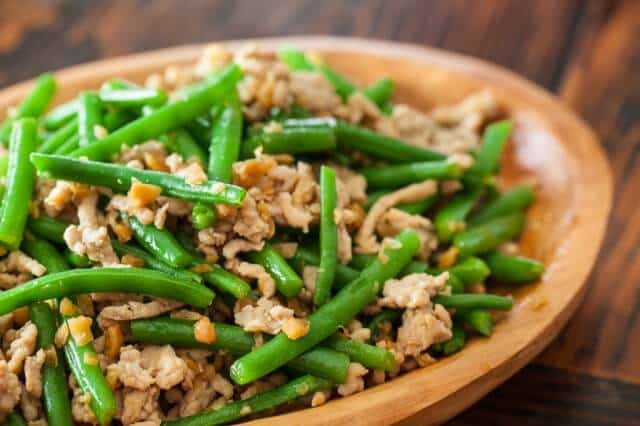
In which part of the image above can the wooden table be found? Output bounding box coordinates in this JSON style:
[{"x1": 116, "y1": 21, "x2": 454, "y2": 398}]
[{"x1": 1, "y1": 1, "x2": 637, "y2": 424}]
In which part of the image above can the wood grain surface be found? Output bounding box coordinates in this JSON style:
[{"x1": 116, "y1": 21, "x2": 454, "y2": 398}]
[{"x1": 0, "y1": 0, "x2": 636, "y2": 424}]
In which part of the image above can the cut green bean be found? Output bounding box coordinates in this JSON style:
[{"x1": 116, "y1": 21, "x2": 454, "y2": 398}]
[
  {"x1": 434, "y1": 188, "x2": 483, "y2": 243},
  {"x1": 483, "y1": 251, "x2": 544, "y2": 284},
  {"x1": 466, "y1": 120, "x2": 513, "y2": 179},
  {"x1": 31, "y1": 153, "x2": 246, "y2": 205},
  {"x1": 453, "y1": 212, "x2": 525, "y2": 258},
  {"x1": 130, "y1": 317, "x2": 349, "y2": 383},
  {"x1": 110, "y1": 239, "x2": 201, "y2": 284},
  {"x1": 64, "y1": 249, "x2": 92, "y2": 268},
  {"x1": 163, "y1": 374, "x2": 331, "y2": 426},
  {"x1": 3, "y1": 413, "x2": 28, "y2": 426},
  {"x1": 450, "y1": 257, "x2": 491, "y2": 285},
  {"x1": 201, "y1": 265, "x2": 251, "y2": 299},
  {"x1": 336, "y1": 122, "x2": 446, "y2": 163},
  {"x1": 0, "y1": 268, "x2": 215, "y2": 316},
  {"x1": 277, "y1": 47, "x2": 316, "y2": 71},
  {"x1": 291, "y1": 246, "x2": 360, "y2": 288},
  {"x1": 42, "y1": 100, "x2": 77, "y2": 130},
  {"x1": 21, "y1": 233, "x2": 70, "y2": 274},
  {"x1": 99, "y1": 87, "x2": 168, "y2": 107},
  {"x1": 164, "y1": 129, "x2": 208, "y2": 165},
  {"x1": 191, "y1": 202, "x2": 217, "y2": 230},
  {"x1": 433, "y1": 294, "x2": 513, "y2": 311},
  {"x1": 247, "y1": 243, "x2": 303, "y2": 298},
  {"x1": 127, "y1": 215, "x2": 195, "y2": 268},
  {"x1": 29, "y1": 302, "x2": 74, "y2": 426},
  {"x1": 363, "y1": 78, "x2": 394, "y2": 109},
  {"x1": 60, "y1": 303, "x2": 116, "y2": 426},
  {"x1": 460, "y1": 309, "x2": 493, "y2": 336},
  {"x1": 77, "y1": 92, "x2": 103, "y2": 147},
  {"x1": 324, "y1": 334, "x2": 396, "y2": 371},
  {"x1": 27, "y1": 215, "x2": 68, "y2": 244},
  {"x1": 1, "y1": 73, "x2": 56, "y2": 145},
  {"x1": 315, "y1": 166, "x2": 338, "y2": 306},
  {"x1": 360, "y1": 159, "x2": 462, "y2": 190},
  {"x1": 241, "y1": 126, "x2": 336, "y2": 158},
  {"x1": 70, "y1": 64, "x2": 242, "y2": 161},
  {"x1": 230, "y1": 229, "x2": 419, "y2": 384},
  {"x1": 37, "y1": 118, "x2": 78, "y2": 154},
  {"x1": 103, "y1": 109, "x2": 137, "y2": 132},
  {"x1": 53, "y1": 135, "x2": 79, "y2": 155},
  {"x1": 468, "y1": 185, "x2": 535, "y2": 226},
  {"x1": 0, "y1": 118, "x2": 37, "y2": 249},
  {"x1": 208, "y1": 94, "x2": 242, "y2": 182}
]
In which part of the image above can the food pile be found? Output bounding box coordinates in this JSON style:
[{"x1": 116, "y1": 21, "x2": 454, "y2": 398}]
[{"x1": 0, "y1": 45, "x2": 544, "y2": 425}]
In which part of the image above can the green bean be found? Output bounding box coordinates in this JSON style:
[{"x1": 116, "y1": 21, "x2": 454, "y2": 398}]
[
  {"x1": 268, "y1": 104, "x2": 311, "y2": 121},
  {"x1": 315, "y1": 166, "x2": 338, "y2": 306},
  {"x1": 324, "y1": 334, "x2": 396, "y2": 371},
  {"x1": 453, "y1": 212, "x2": 525, "y2": 258},
  {"x1": 103, "y1": 109, "x2": 137, "y2": 132},
  {"x1": 130, "y1": 317, "x2": 349, "y2": 383},
  {"x1": 21, "y1": 233, "x2": 70, "y2": 274},
  {"x1": 29, "y1": 302, "x2": 73, "y2": 426},
  {"x1": 163, "y1": 374, "x2": 331, "y2": 426},
  {"x1": 27, "y1": 215, "x2": 68, "y2": 244},
  {"x1": 433, "y1": 322, "x2": 466, "y2": 355},
  {"x1": 0, "y1": 118, "x2": 37, "y2": 249},
  {"x1": 0, "y1": 73, "x2": 56, "y2": 145},
  {"x1": 280, "y1": 117, "x2": 336, "y2": 129},
  {"x1": 450, "y1": 257, "x2": 491, "y2": 285},
  {"x1": 70, "y1": 64, "x2": 242, "y2": 161},
  {"x1": 335, "y1": 122, "x2": 446, "y2": 163},
  {"x1": 277, "y1": 47, "x2": 316, "y2": 71},
  {"x1": 99, "y1": 87, "x2": 168, "y2": 108},
  {"x1": 460, "y1": 309, "x2": 493, "y2": 336},
  {"x1": 365, "y1": 190, "x2": 439, "y2": 215},
  {"x1": 363, "y1": 78, "x2": 394, "y2": 109},
  {"x1": 60, "y1": 303, "x2": 116, "y2": 426},
  {"x1": 201, "y1": 265, "x2": 251, "y2": 299},
  {"x1": 483, "y1": 251, "x2": 544, "y2": 284},
  {"x1": 241, "y1": 126, "x2": 337, "y2": 158},
  {"x1": 360, "y1": 159, "x2": 462, "y2": 190},
  {"x1": 77, "y1": 92, "x2": 103, "y2": 147},
  {"x1": 37, "y1": 118, "x2": 78, "y2": 154},
  {"x1": 3, "y1": 413, "x2": 28, "y2": 426},
  {"x1": 64, "y1": 249, "x2": 92, "y2": 268},
  {"x1": 0, "y1": 155, "x2": 7, "y2": 177},
  {"x1": 291, "y1": 246, "x2": 360, "y2": 288},
  {"x1": 110, "y1": 239, "x2": 201, "y2": 284},
  {"x1": 247, "y1": 243, "x2": 303, "y2": 298},
  {"x1": 319, "y1": 65, "x2": 357, "y2": 100},
  {"x1": 31, "y1": 153, "x2": 246, "y2": 205},
  {"x1": 230, "y1": 229, "x2": 419, "y2": 384},
  {"x1": 191, "y1": 202, "x2": 217, "y2": 230},
  {"x1": 466, "y1": 120, "x2": 512, "y2": 179},
  {"x1": 433, "y1": 294, "x2": 513, "y2": 311},
  {"x1": 434, "y1": 188, "x2": 483, "y2": 243},
  {"x1": 468, "y1": 185, "x2": 535, "y2": 226},
  {"x1": 127, "y1": 215, "x2": 194, "y2": 268},
  {"x1": 184, "y1": 115, "x2": 213, "y2": 149},
  {"x1": 53, "y1": 135, "x2": 79, "y2": 155},
  {"x1": 42, "y1": 100, "x2": 77, "y2": 130},
  {"x1": 368, "y1": 309, "x2": 401, "y2": 342},
  {"x1": 208, "y1": 94, "x2": 242, "y2": 181},
  {"x1": 0, "y1": 268, "x2": 215, "y2": 316},
  {"x1": 164, "y1": 129, "x2": 208, "y2": 165}
]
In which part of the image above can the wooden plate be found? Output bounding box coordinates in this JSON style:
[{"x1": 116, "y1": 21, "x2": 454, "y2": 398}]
[{"x1": 0, "y1": 37, "x2": 612, "y2": 425}]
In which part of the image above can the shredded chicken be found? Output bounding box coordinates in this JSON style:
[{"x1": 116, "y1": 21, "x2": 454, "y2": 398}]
[
  {"x1": 0, "y1": 360, "x2": 21, "y2": 422},
  {"x1": 98, "y1": 299, "x2": 184, "y2": 329},
  {"x1": 289, "y1": 71, "x2": 341, "y2": 115},
  {"x1": 6, "y1": 322, "x2": 37, "y2": 374},
  {"x1": 120, "y1": 387, "x2": 161, "y2": 425},
  {"x1": 337, "y1": 363, "x2": 368, "y2": 396},
  {"x1": 226, "y1": 258, "x2": 276, "y2": 297},
  {"x1": 356, "y1": 180, "x2": 438, "y2": 254},
  {"x1": 0, "y1": 251, "x2": 46, "y2": 289},
  {"x1": 24, "y1": 349, "x2": 46, "y2": 398},
  {"x1": 376, "y1": 208, "x2": 438, "y2": 260},
  {"x1": 108, "y1": 345, "x2": 187, "y2": 391},
  {"x1": 396, "y1": 304, "x2": 453, "y2": 357},
  {"x1": 379, "y1": 273, "x2": 449, "y2": 309},
  {"x1": 234, "y1": 297, "x2": 295, "y2": 334}
]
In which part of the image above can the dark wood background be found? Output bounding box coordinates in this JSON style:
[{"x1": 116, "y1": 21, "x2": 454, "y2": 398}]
[{"x1": 1, "y1": 0, "x2": 638, "y2": 424}]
